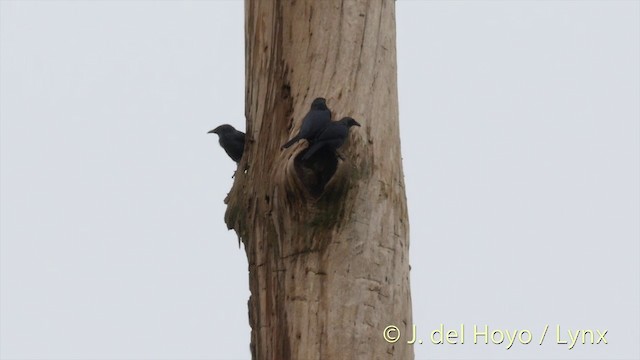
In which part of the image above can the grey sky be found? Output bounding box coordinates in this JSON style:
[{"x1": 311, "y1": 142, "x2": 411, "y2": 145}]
[{"x1": 1, "y1": 1, "x2": 638, "y2": 360}]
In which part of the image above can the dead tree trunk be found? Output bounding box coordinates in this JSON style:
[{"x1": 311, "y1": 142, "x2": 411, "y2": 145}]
[{"x1": 225, "y1": 1, "x2": 412, "y2": 359}]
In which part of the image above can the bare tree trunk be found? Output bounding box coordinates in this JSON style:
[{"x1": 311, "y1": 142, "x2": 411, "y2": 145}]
[{"x1": 225, "y1": 0, "x2": 412, "y2": 359}]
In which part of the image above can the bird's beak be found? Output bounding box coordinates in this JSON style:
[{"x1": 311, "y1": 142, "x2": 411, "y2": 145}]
[
  {"x1": 354, "y1": 121, "x2": 361, "y2": 127},
  {"x1": 207, "y1": 129, "x2": 217, "y2": 134}
]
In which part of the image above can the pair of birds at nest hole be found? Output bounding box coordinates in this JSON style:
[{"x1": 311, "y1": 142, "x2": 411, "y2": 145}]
[{"x1": 208, "y1": 97, "x2": 361, "y2": 163}]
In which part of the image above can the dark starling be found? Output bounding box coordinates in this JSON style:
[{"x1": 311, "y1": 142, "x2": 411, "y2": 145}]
[
  {"x1": 301, "y1": 117, "x2": 360, "y2": 160},
  {"x1": 282, "y1": 97, "x2": 332, "y2": 149},
  {"x1": 208, "y1": 124, "x2": 245, "y2": 163}
]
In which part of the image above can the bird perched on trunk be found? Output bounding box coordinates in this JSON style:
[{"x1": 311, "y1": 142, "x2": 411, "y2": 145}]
[
  {"x1": 282, "y1": 97, "x2": 332, "y2": 149},
  {"x1": 301, "y1": 117, "x2": 360, "y2": 160},
  {"x1": 208, "y1": 124, "x2": 245, "y2": 163}
]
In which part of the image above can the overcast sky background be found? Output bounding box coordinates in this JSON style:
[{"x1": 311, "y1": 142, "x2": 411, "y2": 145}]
[{"x1": 1, "y1": 1, "x2": 638, "y2": 360}]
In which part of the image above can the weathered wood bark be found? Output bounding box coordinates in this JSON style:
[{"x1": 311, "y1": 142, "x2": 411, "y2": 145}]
[{"x1": 225, "y1": 0, "x2": 412, "y2": 359}]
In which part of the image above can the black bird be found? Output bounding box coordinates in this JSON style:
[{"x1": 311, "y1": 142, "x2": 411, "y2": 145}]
[
  {"x1": 301, "y1": 117, "x2": 360, "y2": 160},
  {"x1": 282, "y1": 97, "x2": 332, "y2": 149},
  {"x1": 208, "y1": 124, "x2": 245, "y2": 163}
]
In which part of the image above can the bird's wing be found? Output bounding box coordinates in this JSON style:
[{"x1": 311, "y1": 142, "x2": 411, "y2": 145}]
[
  {"x1": 232, "y1": 131, "x2": 246, "y2": 143},
  {"x1": 317, "y1": 124, "x2": 348, "y2": 141},
  {"x1": 301, "y1": 109, "x2": 331, "y2": 138}
]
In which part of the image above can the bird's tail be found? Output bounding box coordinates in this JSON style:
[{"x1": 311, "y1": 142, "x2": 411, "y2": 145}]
[
  {"x1": 281, "y1": 135, "x2": 300, "y2": 149},
  {"x1": 301, "y1": 142, "x2": 323, "y2": 160}
]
